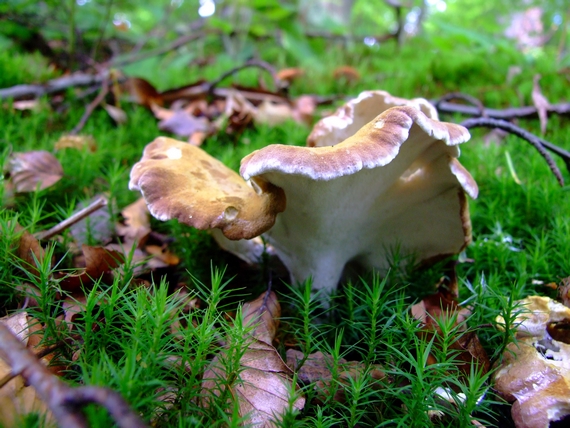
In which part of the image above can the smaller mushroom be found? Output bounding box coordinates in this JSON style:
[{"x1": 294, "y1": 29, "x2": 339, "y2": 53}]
[{"x1": 494, "y1": 296, "x2": 570, "y2": 428}]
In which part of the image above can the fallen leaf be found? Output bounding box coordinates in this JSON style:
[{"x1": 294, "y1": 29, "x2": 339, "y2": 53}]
[
  {"x1": 286, "y1": 349, "x2": 387, "y2": 403},
  {"x1": 0, "y1": 313, "x2": 54, "y2": 427},
  {"x1": 253, "y1": 100, "x2": 293, "y2": 126},
  {"x1": 8, "y1": 151, "x2": 63, "y2": 192},
  {"x1": 15, "y1": 226, "x2": 46, "y2": 279},
  {"x1": 116, "y1": 197, "x2": 151, "y2": 244},
  {"x1": 103, "y1": 103, "x2": 128, "y2": 125},
  {"x1": 276, "y1": 68, "x2": 304, "y2": 83},
  {"x1": 69, "y1": 196, "x2": 113, "y2": 247},
  {"x1": 12, "y1": 99, "x2": 40, "y2": 111},
  {"x1": 332, "y1": 65, "x2": 360, "y2": 82},
  {"x1": 532, "y1": 74, "x2": 550, "y2": 135},
  {"x1": 59, "y1": 245, "x2": 125, "y2": 291},
  {"x1": 558, "y1": 277, "x2": 570, "y2": 308},
  {"x1": 292, "y1": 95, "x2": 317, "y2": 126},
  {"x1": 158, "y1": 109, "x2": 211, "y2": 138},
  {"x1": 145, "y1": 245, "x2": 180, "y2": 266},
  {"x1": 202, "y1": 291, "x2": 305, "y2": 426},
  {"x1": 54, "y1": 135, "x2": 97, "y2": 152},
  {"x1": 123, "y1": 77, "x2": 163, "y2": 108}
]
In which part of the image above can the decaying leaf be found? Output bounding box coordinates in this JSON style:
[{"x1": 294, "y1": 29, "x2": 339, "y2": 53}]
[
  {"x1": 54, "y1": 135, "x2": 97, "y2": 152},
  {"x1": 0, "y1": 313, "x2": 54, "y2": 427},
  {"x1": 558, "y1": 277, "x2": 570, "y2": 308},
  {"x1": 410, "y1": 285, "x2": 490, "y2": 376},
  {"x1": 15, "y1": 225, "x2": 46, "y2": 279},
  {"x1": 59, "y1": 245, "x2": 125, "y2": 291},
  {"x1": 7, "y1": 151, "x2": 63, "y2": 192},
  {"x1": 158, "y1": 109, "x2": 211, "y2": 138},
  {"x1": 115, "y1": 197, "x2": 151, "y2": 244},
  {"x1": 202, "y1": 291, "x2": 305, "y2": 426},
  {"x1": 286, "y1": 349, "x2": 387, "y2": 403},
  {"x1": 103, "y1": 103, "x2": 128, "y2": 125},
  {"x1": 494, "y1": 296, "x2": 570, "y2": 428},
  {"x1": 69, "y1": 195, "x2": 113, "y2": 247},
  {"x1": 531, "y1": 74, "x2": 550, "y2": 135}
]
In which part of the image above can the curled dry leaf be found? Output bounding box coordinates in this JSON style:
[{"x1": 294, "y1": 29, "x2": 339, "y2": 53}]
[
  {"x1": 8, "y1": 151, "x2": 63, "y2": 192},
  {"x1": 54, "y1": 135, "x2": 97, "y2": 152},
  {"x1": 202, "y1": 291, "x2": 305, "y2": 426},
  {"x1": 115, "y1": 197, "x2": 151, "y2": 244},
  {"x1": 59, "y1": 245, "x2": 125, "y2": 291},
  {"x1": 286, "y1": 349, "x2": 387, "y2": 403},
  {"x1": 103, "y1": 103, "x2": 128, "y2": 125},
  {"x1": 494, "y1": 296, "x2": 570, "y2": 428},
  {"x1": 411, "y1": 293, "x2": 490, "y2": 376},
  {"x1": 15, "y1": 225, "x2": 46, "y2": 279}
]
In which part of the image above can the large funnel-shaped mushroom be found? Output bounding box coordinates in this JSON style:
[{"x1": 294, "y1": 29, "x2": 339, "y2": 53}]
[{"x1": 241, "y1": 105, "x2": 477, "y2": 293}]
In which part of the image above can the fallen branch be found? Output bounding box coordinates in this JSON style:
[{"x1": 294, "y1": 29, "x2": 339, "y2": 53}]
[
  {"x1": 461, "y1": 117, "x2": 567, "y2": 186},
  {"x1": 434, "y1": 99, "x2": 570, "y2": 120},
  {"x1": 35, "y1": 196, "x2": 108, "y2": 240},
  {"x1": 0, "y1": 323, "x2": 147, "y2": 428},
  {"x1": 69, "y1": 78, "x2": 110, "y2": 135},
  {"x1": 0, "y1": 73, "x2": 109, "y2": 101},
  {"x1": 434, "y1": 92, "x2": 486, "y2": 117}
]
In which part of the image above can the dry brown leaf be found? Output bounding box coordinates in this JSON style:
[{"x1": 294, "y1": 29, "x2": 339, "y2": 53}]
[
  {"x1": 59, "y1": 245, "x2": 125, "y2": 291},
  {"x1": 8, "y1": 151, "x2": 63, "y2": 192},
  {"x1": 332, "y1": 66, "x2": 360, "y2": 82},
  {"x1": 145, "y1": 245, "x2": 180, "y2": 266},
  {"x1": 69, "y1": 196, "x2": 113, "y2": 247},
  {"x1": 276, "y1": 68, "x2": 304, "y2": 83},
  {"x1": 15, "y1": 226, "x2": 46, "y2": 279},
  {"x1": 292, "y1": 95, "x2": 317, "y2": 126},
  {"x1": 123, "y1": 77, "x2": 163, "y2": 108},
  {"x1": 54, "y1": 135, "x2": 97, "y2": 152},
  {"x1": 103, "y1": 103, "x2": 128, "y2": 125},
  {"x1": 253, "y1": 100, "x2": 293, "y2": 126},
  {"x1": 0, "y1": 313, "x2": 54, "y2": 427},
  {"x1": 286, "y1": 349, "x2": 387, "y2": 403},
  {"x1": 532, "y1": 74, "x2": 550, "y2": 135},
  {"x1": 202, "y1": 291, "x2": 305, "y2": 426},
  {"x1": 158, "y1": 109, "x2": 211, "y2": 138},
  {"x1": 116, "y1": 197, "x2": 151, "y2": 244},
  {"x1": 410, "y1": 285, "x2": 490, "y2": 376},
  {"x1": 558, "y1": 277, "x2": 570, "y2": 307}
]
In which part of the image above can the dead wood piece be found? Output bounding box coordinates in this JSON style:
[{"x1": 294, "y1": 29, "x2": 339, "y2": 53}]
[
  {"x1": 434, "y1": 92, "x2": 486, "y2": 117},
  {"x1": 0, "y1": 323, "x2": 147, "y2": 428},
  {"x1": 461, "y1": 117, "x2": 568, "y2": 185},
  {"x1": 434, "y1": 100, "x2": 570, "y2": 120},
  {"x1": 0, "y1": 73, "x2": 109, "y2": 101}
]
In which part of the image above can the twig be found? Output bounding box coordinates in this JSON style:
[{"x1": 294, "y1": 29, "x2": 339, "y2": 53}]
[
  {"x1": 0, "y1": 323, "x2": 147, "y2": 428},
  {"x1": 434, "y1": 92, "x2": 486, "y2": 117},
  {"x1": 0, "y1": 72, "x2": 109, "y2": 100},
  {"x1": 435, "y1": 99, "x2": 570, "y2": 120},
  {"x1": 109, "y1": 25, "x2": 204, "y2": 68},
  {"x1": 35, "y1": 196, "x2": 108, "y2": 240},
  {"x1": 461, "y1": 117, "x2": 566, "y2": 186},
  {"x1": 207, "y1": 59, "x2": 284, "y2": 98},
  {"x1": 69, "y1": 78, "x2": 109, "y2": 135}
]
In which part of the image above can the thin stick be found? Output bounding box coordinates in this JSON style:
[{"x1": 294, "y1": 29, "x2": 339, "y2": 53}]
[
  {"x1": 461, "y1": 117, "x2": 566, "y2": 186},
  {"x1": 69, "y1": 78, "x2": 109, "y2": 135},
  {"x1": 35, "y1": 196, "x2": 108, "y2": 240},
  {"x1": 435, "y1": 99, "x2": 570, "y2": 120},
  {"x1": 207, "y1": 59, "x2": 284, "y2": 98},
  {"x1": 434, "y1": 92, "x2": 486, "y2": 117},
  {"x1": 0, "y1": 323, "x2": 147, "y2": 428}
]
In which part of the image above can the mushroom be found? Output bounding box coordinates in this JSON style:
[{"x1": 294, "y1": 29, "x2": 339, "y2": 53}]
[
  {"x1": 307, "y1": 90, "x2": 439, "y2": 148},
  {"x1": 130, "y1": 94, "x2": 477, "y2": 294},
  {"x1": 494, "y1": 296, "x2": 570, "y2": 428}
]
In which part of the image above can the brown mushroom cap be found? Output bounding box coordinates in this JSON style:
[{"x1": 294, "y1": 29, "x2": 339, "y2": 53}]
[
  {"x1": 129, "y1": 137, "x2": 285, "y2": 240},
  {"x1": 241, "y1": 106, "x2": 477, "y2": 292},
  {"x1": 307, "y1": 90, "x2": 439, "y2": 148}
]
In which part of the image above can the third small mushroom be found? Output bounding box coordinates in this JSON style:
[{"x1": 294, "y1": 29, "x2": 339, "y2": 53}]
[{"x1": 129, "y1": 90, "x2": 478, "y2": 294}]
